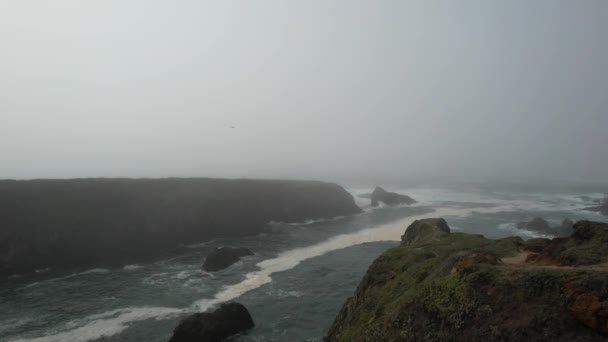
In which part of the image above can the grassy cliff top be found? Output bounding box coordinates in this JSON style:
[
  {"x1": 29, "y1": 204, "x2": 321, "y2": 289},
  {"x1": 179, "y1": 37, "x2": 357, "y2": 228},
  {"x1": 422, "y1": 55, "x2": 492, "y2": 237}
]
[{"x1": 327, "y1": 220, "x2": 608, "y2": 342}]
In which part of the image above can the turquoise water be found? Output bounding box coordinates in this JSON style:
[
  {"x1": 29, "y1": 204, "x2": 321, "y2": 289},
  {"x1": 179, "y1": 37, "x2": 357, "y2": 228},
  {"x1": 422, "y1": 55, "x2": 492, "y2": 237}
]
[{"x1": 1, "y1": 187, "x2": 606, "y2": 342}]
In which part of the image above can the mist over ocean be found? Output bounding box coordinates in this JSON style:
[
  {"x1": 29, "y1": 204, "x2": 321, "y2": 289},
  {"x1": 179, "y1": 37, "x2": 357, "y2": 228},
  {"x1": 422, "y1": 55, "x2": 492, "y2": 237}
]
[
  {"x1": 1, "y1": 1, "x2": 607, "y2": 341},
  {"x1": 2, "y1": 184, "x2": 605, "y2": 342}
]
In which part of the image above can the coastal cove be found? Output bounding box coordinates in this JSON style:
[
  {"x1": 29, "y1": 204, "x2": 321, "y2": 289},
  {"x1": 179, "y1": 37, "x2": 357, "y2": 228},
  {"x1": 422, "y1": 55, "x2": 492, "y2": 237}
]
[{"x1": 1, "y1": 185, "x2": 606, "y2": 342}]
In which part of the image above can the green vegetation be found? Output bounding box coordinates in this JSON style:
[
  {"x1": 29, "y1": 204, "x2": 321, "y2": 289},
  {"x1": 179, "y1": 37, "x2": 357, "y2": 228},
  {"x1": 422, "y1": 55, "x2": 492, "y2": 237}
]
[
  {"x1": 327, "y1": 225, "x2": 608, "y2": 342},
  {"x1": 523, "y1": 238, "x2": 550, "y2": 252}
]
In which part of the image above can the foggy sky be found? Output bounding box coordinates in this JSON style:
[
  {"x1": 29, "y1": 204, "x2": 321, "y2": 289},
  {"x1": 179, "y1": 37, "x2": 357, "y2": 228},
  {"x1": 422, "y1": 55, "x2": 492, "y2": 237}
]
[{"x1": 1, "y1": 1, "x2": 607, "y2": 184}]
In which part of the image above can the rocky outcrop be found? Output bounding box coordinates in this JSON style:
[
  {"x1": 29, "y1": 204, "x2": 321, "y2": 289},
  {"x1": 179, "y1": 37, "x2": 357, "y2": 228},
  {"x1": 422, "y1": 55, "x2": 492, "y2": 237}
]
[
  {"x1": 401, "y1": 218, "x2": 450, "y2": 246},
  {"x1": 169, "y1": 302, "x2": 254, "y2": 342},
  {"x1": 370, "y1": 187, "x2": 417, "y2": 207},
  {"x1": 563, "y1": 276, "x2": 608, "y2": 335},
  {"x1": 0, "y1": 178, "x2": 361, "y2": 275},
  {"x1": 202, "y1": 247, "x2": 253, "y2": 272},
  {"x1": 327, "y1": 219, "x2": 608, "y2": 342}
]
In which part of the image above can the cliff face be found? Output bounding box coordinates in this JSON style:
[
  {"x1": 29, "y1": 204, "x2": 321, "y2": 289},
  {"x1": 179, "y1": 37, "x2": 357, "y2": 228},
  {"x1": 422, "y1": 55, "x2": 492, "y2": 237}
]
[
  {"x1": 0, "y1": 178, "x2": 360, "y2": 275},
  {"x1": 327, "y1": 219, "x2": 608, "y2": 342}
]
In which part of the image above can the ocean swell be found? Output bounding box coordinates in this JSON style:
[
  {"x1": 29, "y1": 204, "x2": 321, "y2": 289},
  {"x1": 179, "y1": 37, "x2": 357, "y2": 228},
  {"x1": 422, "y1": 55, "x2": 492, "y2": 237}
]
[{"x1": 10, "y1": 205, "x2": 508, "y2": 342}]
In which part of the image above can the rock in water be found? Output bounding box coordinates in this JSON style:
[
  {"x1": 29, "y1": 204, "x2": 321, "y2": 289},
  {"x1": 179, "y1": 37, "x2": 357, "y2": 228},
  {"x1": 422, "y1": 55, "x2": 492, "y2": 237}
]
[
  {"x1": 203, "y1": 247, "x2": 254, "y2": 272},
  {"x1": 516, "y1": 217, "x2": 551, "y2": 232},
  {"x1": 401, "y1": 218, "x2": 450, "y2": 246},
  {"x1": 370, "y1": 187, "x2": 417, "y2": 207},
  {"x1": 169, "y1": 302, "x2": 254, "y2": 342}
]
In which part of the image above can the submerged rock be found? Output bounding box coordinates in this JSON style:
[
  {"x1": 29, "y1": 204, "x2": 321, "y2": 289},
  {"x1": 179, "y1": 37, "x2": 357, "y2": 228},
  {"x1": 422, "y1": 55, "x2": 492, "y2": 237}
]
[
  {"x1": 202, "y1": 247, "x2": 253, "y2": 272},
  {"x1": 169, "y1": 302, "x2": 254, "y2": 342},
  {"x1": 401, "y1": 218, "x2": 450, "y2": 246},
  {"x1": 370, "y1": 187, "x2": 417, "y2": 207}
]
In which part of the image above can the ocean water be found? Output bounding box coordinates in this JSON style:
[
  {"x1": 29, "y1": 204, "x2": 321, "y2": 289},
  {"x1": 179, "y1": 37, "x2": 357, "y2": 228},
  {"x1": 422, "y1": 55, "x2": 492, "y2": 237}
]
[{"x1": 1, "y1": 187, "x2": 606, "y2": 342}]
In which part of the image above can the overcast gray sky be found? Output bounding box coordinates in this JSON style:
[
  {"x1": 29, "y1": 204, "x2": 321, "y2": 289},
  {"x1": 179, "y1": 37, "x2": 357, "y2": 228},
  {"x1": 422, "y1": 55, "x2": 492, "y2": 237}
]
[{"x1": 1, "y1": 1, "x2": 607, "y2": 184}]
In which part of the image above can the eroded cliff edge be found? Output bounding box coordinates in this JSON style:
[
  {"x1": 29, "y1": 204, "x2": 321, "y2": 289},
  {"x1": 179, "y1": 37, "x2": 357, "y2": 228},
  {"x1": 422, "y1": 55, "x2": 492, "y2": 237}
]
[
  {"x1": 327, "y1": 219, "x2": 608, "y2": 341},
  {"x1": 0, "y1": 178, "x2": 361, "y2": 275}
]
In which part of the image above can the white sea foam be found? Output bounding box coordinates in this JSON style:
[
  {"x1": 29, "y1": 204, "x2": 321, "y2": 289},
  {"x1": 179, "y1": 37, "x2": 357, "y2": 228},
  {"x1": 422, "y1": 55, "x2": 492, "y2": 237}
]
[
  {"x1": 271, "y1": 214, "x2": 348, "y2": 227},
  {"x1": 272, "y1": 289, "x2": 305, "y2": 299},
  {"x1": 0, "y1": 317, "x2": 34, "y2": 335},
  {"x1": 19, "y1": 269, "x2": 111, "y2": 290},
  {"x1": 11, "y1": 204, "x2": 508, "y2": 342},
  {"x1": 78, "y1": 268, "x2": 110, "y2": 275},
  {"x1": 11, "y1": 307, "x2": 185, "y2": 342},
  {"x1": 122, "y1": 264, "x2": 144, "y2": 271},
  {"x1": 497, "y1": 223, "x2": 554, "y2": 239},
  {"x1": 354, "y1": 187, "x2": 604, "y2": 214},
  {"x1": 186, "y1": 240, "x2": 216, "y2": 249},
  {"x1": 191, "y1": 204, "x2": 508, "y2": 311}
]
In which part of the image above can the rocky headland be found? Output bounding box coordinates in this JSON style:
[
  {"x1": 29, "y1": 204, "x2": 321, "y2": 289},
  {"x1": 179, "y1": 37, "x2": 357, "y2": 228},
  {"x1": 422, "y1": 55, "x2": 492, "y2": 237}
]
[
  {"x1": 327, "y1": 218, "x2": 608, "y2": 341},
  {"x1": 0, "y1": 178, "x2": 361, "y2": 275}
]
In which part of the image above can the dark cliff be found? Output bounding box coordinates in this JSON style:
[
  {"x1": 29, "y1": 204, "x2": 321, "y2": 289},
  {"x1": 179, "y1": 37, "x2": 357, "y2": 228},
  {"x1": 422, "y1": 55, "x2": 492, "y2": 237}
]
[
  {"x1": 327, "y1": 219, "x2": 608, "y2": 342},
  {"x1": 0, "y1": 178, "x2": 360, "y2": 275}
]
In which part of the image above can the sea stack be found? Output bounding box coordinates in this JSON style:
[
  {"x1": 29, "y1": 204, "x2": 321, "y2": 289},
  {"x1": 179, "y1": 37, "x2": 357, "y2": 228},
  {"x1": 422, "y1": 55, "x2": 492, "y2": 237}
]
[{"x1": 370, "y1": 187, "x2": 417, "y2": 207}]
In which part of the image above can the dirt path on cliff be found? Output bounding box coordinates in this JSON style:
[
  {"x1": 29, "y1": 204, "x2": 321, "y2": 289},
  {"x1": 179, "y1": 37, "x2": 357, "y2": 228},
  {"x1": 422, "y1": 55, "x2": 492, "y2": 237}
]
[
  {"x1": 501, "y1": 251, "x2": 608, "y2": 272},
  {"x1": 501, "y1": 251, "x2": 534, "y2": 265}
]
